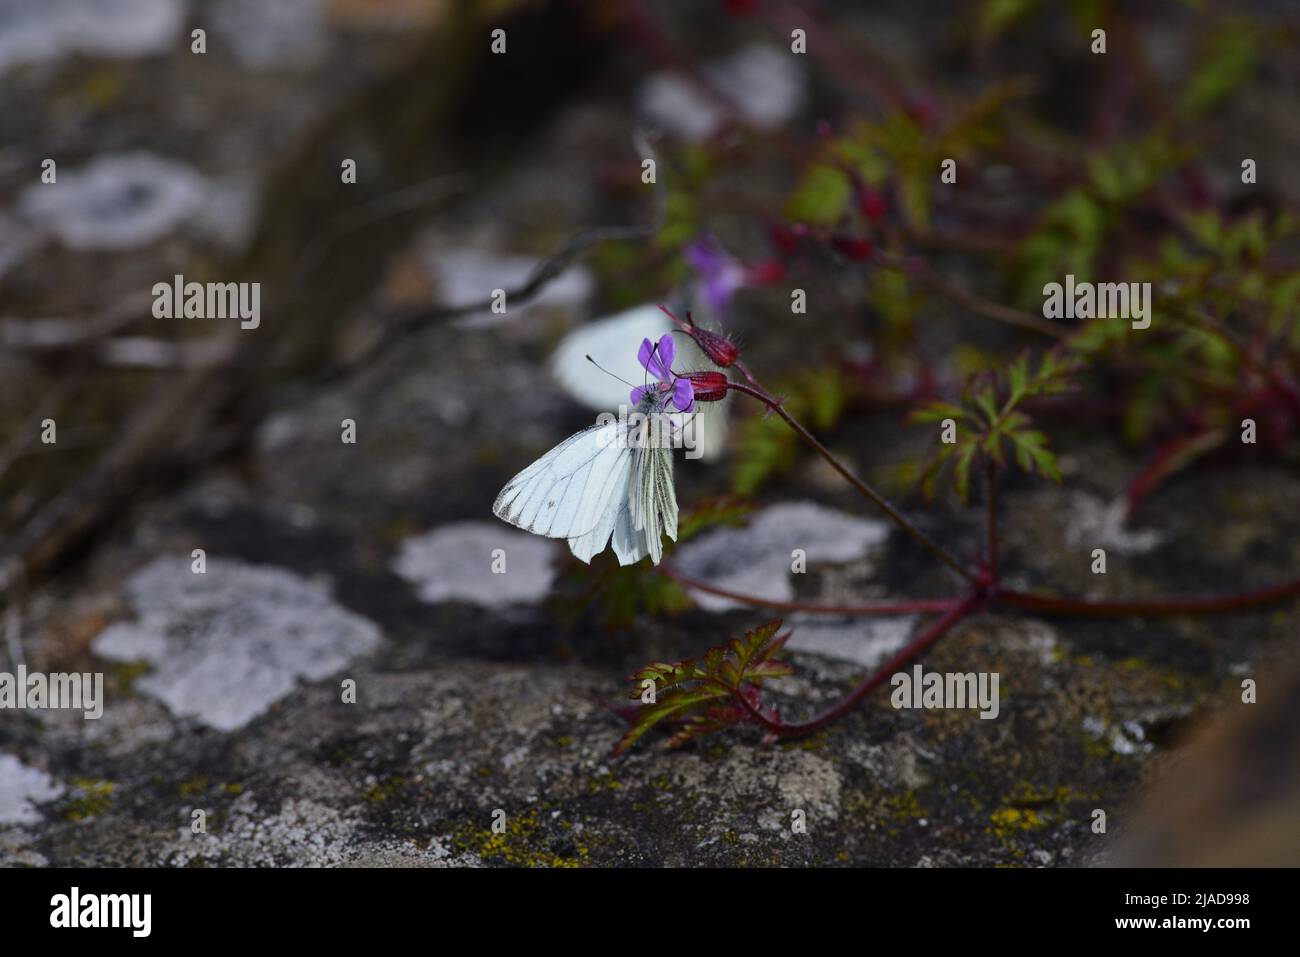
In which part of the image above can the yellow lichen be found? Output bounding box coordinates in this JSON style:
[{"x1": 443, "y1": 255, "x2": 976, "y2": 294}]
[
  {"x1": 454, "y1": 808, "x2": 589, "y2": 868},
  {"x1": 988, "y1": 806, "x2": 1043, "y2": 837},
  {"x1": 64, "y1": 779, "x2": 116, "y2": 821}
]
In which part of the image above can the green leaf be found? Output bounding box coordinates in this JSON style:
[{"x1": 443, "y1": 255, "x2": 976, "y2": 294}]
[
  {"x1": 911, "y1": 347, "x2": 1081, "y2": 502},
  {"x1": 976, "y1": 0, "x2": 1040, "y2": 42},
  {"x1": 787, "y1": 164, "x2": 851, "y2": 226},
  {"x1": 614, "y1": 686, "x2": 728, "y2": 756},
  {"x1": 1181, "y1": 25, "x2": 1257, "y2": 117},
  {"x1": 908, "y1": 400, "x2": 968, "y2": 425},
  {"x1": 615, "y1": 620, "x2": 794, "y2": 755}
]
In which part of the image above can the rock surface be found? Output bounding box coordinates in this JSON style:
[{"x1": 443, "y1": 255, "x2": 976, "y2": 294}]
[{"x1": 1, "y1": 1, "x2": 1297, "y2": 869}]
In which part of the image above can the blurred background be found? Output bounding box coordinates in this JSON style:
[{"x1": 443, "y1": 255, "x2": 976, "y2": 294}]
[{"x1": 0, "y1": 0, "x2": 1298, "y2": 867}]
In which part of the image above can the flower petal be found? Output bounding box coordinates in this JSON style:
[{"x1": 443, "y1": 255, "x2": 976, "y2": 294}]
[
  {"x1": 672, "y1": 376, "x2": 694, "y2": 413},
  {"x1": 656, "y1": 334, "x2": 675, "y2": 373},
  {"x1": 630, "y1": 386, "x2": 647, "y2": 406},
  {"x1": 637, "y1": 337, "x2": 657, "y2": 374}
]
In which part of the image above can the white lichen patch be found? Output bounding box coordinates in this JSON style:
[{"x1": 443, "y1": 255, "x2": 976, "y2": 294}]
[
  {"x1": 423, "y1": 247, "x2": 593, "y2": 329},
  {"x1": 161, "y1": 790, "x2": 477, "y2": 867},
  {"x1": 209, "y1": 0, "x2": 329, "y2": 69},
  {"x1": 784, "y1": 613, "x2": 916, "y2": 669},
  {"x1": 18, "y1": 153, "x2": 213, "y2": 252},
  {"x1": 1064, "y1": 491, "x2": 1166, "y2": 555},
  {"x1": 0, "y1": 0, "x2": 184, "y2": 75},
  {"x1": 637, "y1": 44, "x2": 805, "y2": 142},
  {"x1": 92, "y1": 557, "x2": 382, "y2": 732},
  {"x1": 0, "y1": 214, "x2": 40, "y2": 282},
  {"x1": 1082, "y1": 715, "x2": 1154, "y2": 756},
  {"x1": 673, "y1": 501, "x2": 890, "y2": 612},
  {"x1": 391, "y1": 522, "x2": 559, "y2": 606},
  {"x1": 0, "y1": 754, "x2": 64, "y2": 826}
]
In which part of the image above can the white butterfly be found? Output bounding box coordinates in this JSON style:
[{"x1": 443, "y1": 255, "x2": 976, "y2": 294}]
[{"x1": 495, "y1": 335, "x2": 690, "y2": 566}]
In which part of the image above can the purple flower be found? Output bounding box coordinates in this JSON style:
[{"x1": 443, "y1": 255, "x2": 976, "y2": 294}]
[
  {"x1": 685, "y1": 236, "x2": 747, "y2": 314},
  {"x1": 630, "y1": 334, "x2": 694, "y2": 413}
]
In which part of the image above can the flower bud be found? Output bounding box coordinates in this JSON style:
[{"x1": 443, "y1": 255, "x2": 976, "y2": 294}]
[
  {"x1": 768, "y1": 223, "x2": 800, "y2": 255},
  {"x1": 686, "y1": 371, "x2": 729, "y2": 402},
  {"x1": 855, "y1": 184, "x2": 887, "y2": 224},
  {"x1": 745, "y1": 259, "x2": 787, "y2": 285},
  {"x1": 690, "y1": 328, "x2": 739, "y2": 369},
  {"x1": 830, "y1": 234, "x2": 874, "y2": 261}
]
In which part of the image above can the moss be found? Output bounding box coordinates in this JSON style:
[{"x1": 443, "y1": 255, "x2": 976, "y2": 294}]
[
  {"x1": 222, "y1": 782, "x2": 244, "y2": 796},
  {"x1": 780, "y1": 730, "x2": 830, "y2": 753},
  {"x1": 179, "y1": 775, "x2": 208, "y2": 798},
  {"x1": 1082, "y1": 730, "x2": 1116, "y2": 762},
  {"x1": 988, "y1": 806, "x2": 1044, "y2": 837},
  {"x1": 586, "y1": 772, "x2": 622, "y2": 794},
  {"x1": 113, "y1": 660, "x2": 152, "y2": 696},
  {"x1": 63, "y1": 779, "x2": 116, "y2": 821},
  {"x1": 1008, "y1": 782, "x2": 1079, "y2": 806},
  {"x1": 886, "y1": 790, "x2": 926, "y2": 822},
  {"x1": 453, "y1": 807, "x2": 590, "y2": 867},
  {"x1": 364, "y1": 775, "x2": 406, "y2": 803}
]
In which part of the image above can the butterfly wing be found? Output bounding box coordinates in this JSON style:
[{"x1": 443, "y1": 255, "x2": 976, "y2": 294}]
[
  {"x1": 612, "y1": 446, "x2": 678, "y2": 566},
  {"x1": 494, "y1": 410, "x2": 681, "y2": 567},
  {"x1": 493, "y1": 420, "x2": 632, "y2": 545}
]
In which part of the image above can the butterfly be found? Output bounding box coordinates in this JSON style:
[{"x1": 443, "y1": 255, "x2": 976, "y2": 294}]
[{"x1": 494, "y1": 334, "x2": 692, "y2": 566}]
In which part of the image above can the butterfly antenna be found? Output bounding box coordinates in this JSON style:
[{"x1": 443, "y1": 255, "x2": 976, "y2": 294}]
[{"x1": 584, "y1": 355, "x2": 637, "y2": 389}]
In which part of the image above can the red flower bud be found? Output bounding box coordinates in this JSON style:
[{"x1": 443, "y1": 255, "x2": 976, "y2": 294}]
[
  {"x1": 830, "y1": 234, "x2": 874, "y2": 261},
  {"x1": 745, "y1": 259, "x2": 786, "y2": 285},
  {"x1": 686, "y1": 371, "x2": 729, "y2": 402},
  {"x1": 855, "y1": 184, "x2": 887, "y2": 224},
  {"x1": 690, "y1": 328, "x2": 739, "y2": 368},
  {"x1": 904, "y1": 95, "x2": 938, "y2": 129},
  {"x1": 768, "y1": 223, "x2": 800, "y2": 256}
]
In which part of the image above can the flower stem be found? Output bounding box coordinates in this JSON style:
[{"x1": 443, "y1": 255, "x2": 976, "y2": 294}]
[
  {"x1": 725, "y1": 380, "x2": 980, "y2": 585},
  {"x1": 995, "y1": 578, "x2": 1300, "y2": 617},
  {"x1": 660, "y1": 564, "x2": 958, "y2": 615},
  {"x1": 985, "y1": 460, "x2": 998, "y2": 583},
  {"x1": 738, "y1": 596, "x2": 980, "y2": 737}
]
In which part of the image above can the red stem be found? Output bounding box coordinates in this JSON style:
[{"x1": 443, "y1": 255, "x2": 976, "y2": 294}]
[
  {"x1": 985, "y1": 460, "x2": 998, "y2": 584},
  {"x1": 995, "y1": 579, "x2": 1300, "y2": 617},
  {"x1": 739, "y1": 596, "x2": 980, "y2": 737}
]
